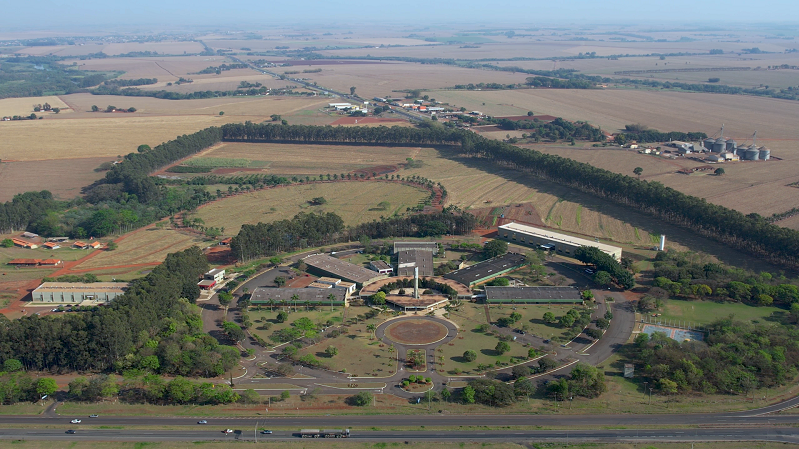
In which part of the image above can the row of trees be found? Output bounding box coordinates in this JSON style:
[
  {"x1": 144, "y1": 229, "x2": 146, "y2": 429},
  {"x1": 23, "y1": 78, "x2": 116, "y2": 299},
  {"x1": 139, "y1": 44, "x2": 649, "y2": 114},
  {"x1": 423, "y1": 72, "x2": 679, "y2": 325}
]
[
  {"x1": 91, "y1": 85, "x2": 269, "y2": 100},
  {"x1": 0, "y1": 247, "x2": 238, "y2": 376},
  {"x1": 68, "y1": 374, "x2": 244, "y2": 405},
  {"x1": 574, "y1": 246, "x2": 635, "y2": 290},
  {"x1": 491, "y1": 117, "x2": 605, "y2": 142}
]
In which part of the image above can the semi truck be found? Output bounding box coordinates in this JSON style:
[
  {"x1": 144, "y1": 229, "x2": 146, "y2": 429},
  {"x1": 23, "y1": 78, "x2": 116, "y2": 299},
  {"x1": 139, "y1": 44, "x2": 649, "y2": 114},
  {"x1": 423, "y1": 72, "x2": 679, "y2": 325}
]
[{"x1": 300, "y1": 429, "x2": 350, "y2": 438}]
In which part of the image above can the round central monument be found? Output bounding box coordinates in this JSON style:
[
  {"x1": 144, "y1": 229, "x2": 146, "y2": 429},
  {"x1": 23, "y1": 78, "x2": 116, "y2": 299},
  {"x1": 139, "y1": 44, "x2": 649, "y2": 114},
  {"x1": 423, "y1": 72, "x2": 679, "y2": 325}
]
[{"x1": 384, "y1": 318, "x2": 450, "y2": 345}]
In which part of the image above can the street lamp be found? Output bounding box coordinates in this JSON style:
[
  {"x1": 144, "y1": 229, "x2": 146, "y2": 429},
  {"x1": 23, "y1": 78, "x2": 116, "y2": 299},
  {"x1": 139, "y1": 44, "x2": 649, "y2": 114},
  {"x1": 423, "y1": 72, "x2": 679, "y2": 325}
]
[
  {"x1": 643, "y1": 381, "x2": 648, "y2": 399},
  {"x1": 569, "y1": 396, "x2": 573, "y2": 410},
  {"x1": 648, "y1": 387, "x2": 653, "y2": 405}
]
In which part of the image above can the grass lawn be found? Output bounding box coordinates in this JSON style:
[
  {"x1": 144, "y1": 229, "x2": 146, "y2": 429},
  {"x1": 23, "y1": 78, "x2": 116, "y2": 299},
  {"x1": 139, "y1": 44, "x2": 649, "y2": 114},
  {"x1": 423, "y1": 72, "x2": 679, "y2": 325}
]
[
  {"x1": 247, "y1": 307, "x2": 344, "y2": 346},
  {"x1": 298, "y1": 325, "x2": 395, "y2": 378},
  {"x1": 490, "y1": 303, "x2": 587, "y2": 341},
  {"x1": 657, "y1": 299, "x2": 785, "y2": 326}
]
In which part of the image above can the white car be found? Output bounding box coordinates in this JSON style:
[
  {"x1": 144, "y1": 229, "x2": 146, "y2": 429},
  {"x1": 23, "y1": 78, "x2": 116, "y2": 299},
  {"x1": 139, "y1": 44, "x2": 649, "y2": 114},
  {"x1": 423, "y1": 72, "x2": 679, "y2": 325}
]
[
  {"x1": 197, "y1": 420, "x2": 207, "y2": 424},
  {"x1": 70, "y1": 419, "x2": 81, "y2": 424},
  {"x1": 223, "y1": 429, "x2": 233, "y2": 434}
]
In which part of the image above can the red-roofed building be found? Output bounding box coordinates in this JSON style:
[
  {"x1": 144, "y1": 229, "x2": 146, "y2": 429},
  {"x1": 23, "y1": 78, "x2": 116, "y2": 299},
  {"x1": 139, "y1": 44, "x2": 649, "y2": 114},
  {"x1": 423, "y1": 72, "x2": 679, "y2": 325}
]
[
  {"x1": 7, "y1": 259, "x2": 41, "y2": 266},
  {"x1": 39, "y1": 259, "x2": 63, "y2": 266},
  {"x1": 11, "y1": 238, "x2": 38, "y2": 249},
  {"x1": 43, "y1": 242, "x2": 60, "y2": 249}
]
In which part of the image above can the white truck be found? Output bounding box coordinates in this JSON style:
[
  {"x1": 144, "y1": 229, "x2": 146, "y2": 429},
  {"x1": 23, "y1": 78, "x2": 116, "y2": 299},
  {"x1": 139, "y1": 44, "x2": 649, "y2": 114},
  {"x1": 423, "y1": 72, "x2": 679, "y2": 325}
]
[{"x1": 300, "y1": 429, "x2": 350, "y2": 438}]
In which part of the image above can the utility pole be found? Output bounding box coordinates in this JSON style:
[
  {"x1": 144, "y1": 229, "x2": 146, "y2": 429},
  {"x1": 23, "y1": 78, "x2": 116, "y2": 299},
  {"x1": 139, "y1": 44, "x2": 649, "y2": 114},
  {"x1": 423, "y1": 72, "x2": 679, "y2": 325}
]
[
  {"x1": 648, "y1": 387, "x2": 653, "y2": 405},
  {"x1": 643, "y1": 381, "x2": 648, "y2": 399},
  {"x1": 255, "y1": 420, "x2": 258, "y2": 443}
]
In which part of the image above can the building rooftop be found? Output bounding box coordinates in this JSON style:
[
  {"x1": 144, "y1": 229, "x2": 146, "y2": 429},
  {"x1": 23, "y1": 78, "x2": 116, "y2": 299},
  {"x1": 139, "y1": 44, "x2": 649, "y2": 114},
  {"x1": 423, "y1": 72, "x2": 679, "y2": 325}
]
[
  {"x1": 303, "y1": 254, "x2": 383, "y2": 285},
  {"x1": 499, "y1": 222, "x2": 622, "y2": 255},
  {"x1": 317, "y1": 277, "x2": 341, "y2": 285},
  {"x1": 34, "y1": 282, "x2": 129, "y2": 293},
  {"x1": 250, "y1": 287, "x2": 346, "y2": 303},
  {"x1": 206, "y1": 268, "x2": 225, "y2": 276},
  {"x1": 369, "y1": 260, "x2": 392, "y2": 271},
  {"x1": 8, "y1": 259, "x2": 41, "y2": 265},
  {"x1": 444, "y1": 253, "x2": 527, "y2": 286},
  {"x1": 386, "y1": 294, "x2": 449, "y2": 309},
  {"x1": 485, "y1": 286, "x2": 582, "y2": 302},
  {"x1": 307, "y1": 282, "x2": 333, "y2": 289},
  {"x1": 393, "y1": 241, "x2": 438, "y2": 254},
  {"x1": 397, "y1": 249, "x2": 434, "y2": 277}
]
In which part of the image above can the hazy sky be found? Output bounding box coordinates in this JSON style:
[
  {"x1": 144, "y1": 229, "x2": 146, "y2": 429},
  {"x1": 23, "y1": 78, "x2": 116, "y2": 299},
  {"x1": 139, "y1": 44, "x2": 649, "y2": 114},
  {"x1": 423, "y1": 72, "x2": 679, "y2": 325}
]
[{"x1": 3, "y1": 0, "x2": 799, "y2": 31}]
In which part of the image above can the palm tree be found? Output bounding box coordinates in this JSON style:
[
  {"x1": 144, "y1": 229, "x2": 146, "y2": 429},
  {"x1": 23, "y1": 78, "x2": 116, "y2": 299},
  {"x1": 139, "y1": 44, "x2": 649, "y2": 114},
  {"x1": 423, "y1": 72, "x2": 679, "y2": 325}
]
[
  {"x1": 366, "y1": 323, "x2": 377, "y2": 340},
  {"x1": 268, "y1": 298, "x2": 275, "y2": 312},
  {"x1": 328, "y1": 293, "x2": 336, "y2": 312},
  {"x1": 633, "y1": 167, "x2": 643, "y2": 179},
  {"x1": 291, "y1": 294, "x2": 300, "y2": 312}
]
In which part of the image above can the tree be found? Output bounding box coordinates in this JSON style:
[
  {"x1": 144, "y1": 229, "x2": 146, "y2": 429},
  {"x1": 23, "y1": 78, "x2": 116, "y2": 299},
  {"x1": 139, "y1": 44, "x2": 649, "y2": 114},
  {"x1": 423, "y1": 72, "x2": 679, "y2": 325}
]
[
  {"x1": 543, "y1": 312, "x2": 556, "y2": 323},
  {"x1": 441, "y1": 388, "x2": 452, "y2": 402},
  {"x1": 3, "y1": 359, "x2": 23, "y2": 372},
  {"x1": 280, "y1": 390, "x2": 291, "y2": 400},
  {"x1": 585, "y1": 328, "x2": 603, "y2": 340},
  {"x1": 538, "y1": 357, "x2": 558, "y2": 372},
  {"x1": 127, "y1": 107, "x2": 137, "y2": 113},
  {"x1": 594, "y1": 271, "x2": 613, "y2": 287},
  {"x1": 352, "y1": 391, "x2": 372, "y2": 406},
  {"x1": 715, "y1": 167, "x2": 725, "y2": 176},
  {"x1": 482, "y1": 239, "x2": 508, "y2": 259},
  {"x1": 371, "y1": 291, "x2": 387, "y2": 305},
  {"x1": 270, "y1": 114, "x2": 281, "y2": 122},
  {"x1": 240, "y1": 389, "x2": 260, "y2": 404},
  {"x1": 276, "y1": 311, "x2": 288, "y2": 323},
  {"x1": 462, "y1": 385, "x2": 475, "y2": 404},
  {"x1": 137, "y1": 144, "x2": 151, "y2": 153},
  {"x1": 325, "y1": 346, "x2": 338, "y2": 357},
  {"x1": 35, "y1": 378, "x2": 58, "y2": 398},
  {"x1": 91, "y1": 105, "x2": 99, "y2": 112},
  {"x1": 559, "y1": 314, "x2": 575, "y2": 328},
  {"x1": 495, "y1": 341, "x2": 511, "y2": 355},
  {"x1": 512, "y1": 364, "x2": 530, "y2": 379},
  {"x1": 1, "y1": 239, "x2": 14, "y2": 248},
  {"x1": 633, "y1": 167, "x2": 643, "y2": 179},
  {"x1": 274, "y1": 276, "x2": 287, "y2": 287},
  {"x1": 514, "y1": 377, "x2": 534, "y2": 398},
  {"x1": 463, "y1": 350, "x2": 477, "y2": 362},
  {"x1": 219, "y1": 111, "x2": 224, "y2": 116},
  {"x1": 595, "y1": 317, "x2": 609, "y2": 329},
  {"x1": 350, "y1": 86, "x2": 357, "y2": 96},
  {"x1": 218, "y1": 291, "x2": 233, "y2": 308}
]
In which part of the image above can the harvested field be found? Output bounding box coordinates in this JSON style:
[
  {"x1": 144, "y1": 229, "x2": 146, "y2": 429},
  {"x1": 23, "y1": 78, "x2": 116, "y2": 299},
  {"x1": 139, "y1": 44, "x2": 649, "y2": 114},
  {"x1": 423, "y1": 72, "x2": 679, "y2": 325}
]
[
  {"x1": 72, "y1": 226, "x2": 203, "y2": 270},
  {"x1": 530, "y1": 145, "x2": 799, "y2": 217},
  {"x1": 201, "y1": 142, "x2": 418, "y2": 175},
  {"x1": 1, "y1": 96, "x2": 327, "y2": 161},
  {"x1": 330, "y1": 116, "x2": 406, "y2": 125},
  {"x1": 194, "y1": 180, "x2": 429, "y2": 235},
  {"x1": 0, "y1": 157, "x2": 108, "y2": 201},
  {"x1": 69, "y1": 56, "x2": 233, "y2": 81},
  {"x1": 0, "y1": 96, "x2": 71, "y2": 116},
  {"x1": 284, "y1": 61, "x2": 529, "y2": 99},
  {"x1": 100, "y1": 41, "x2": 206, "y2": 56}
]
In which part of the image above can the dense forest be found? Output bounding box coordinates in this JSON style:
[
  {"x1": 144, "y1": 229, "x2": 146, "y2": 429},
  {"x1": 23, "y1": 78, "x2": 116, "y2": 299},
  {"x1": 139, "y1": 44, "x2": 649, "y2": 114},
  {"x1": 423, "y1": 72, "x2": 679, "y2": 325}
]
[
  {"x1": 0, "y1": 247, "x2": 239, "y2": 375},
  {"x1": 0, "y1": 56, "x2": 110, "y2": 99},
  {"x1": 628, "y1": 318, "x2": 799, "y2": 394},
  {"x1": 490, "y1": 116, "x2": 606, "y2": 141},
  {"x1": 91, "y1": 85, "x2": 270, "y2": 100}
]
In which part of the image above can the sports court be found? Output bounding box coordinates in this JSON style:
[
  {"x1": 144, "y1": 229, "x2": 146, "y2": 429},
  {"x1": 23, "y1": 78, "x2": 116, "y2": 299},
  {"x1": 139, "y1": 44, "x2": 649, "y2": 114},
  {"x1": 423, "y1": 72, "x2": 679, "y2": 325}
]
[{"x1": 642, "y1": 324, "x2": 704, "y2": 342}]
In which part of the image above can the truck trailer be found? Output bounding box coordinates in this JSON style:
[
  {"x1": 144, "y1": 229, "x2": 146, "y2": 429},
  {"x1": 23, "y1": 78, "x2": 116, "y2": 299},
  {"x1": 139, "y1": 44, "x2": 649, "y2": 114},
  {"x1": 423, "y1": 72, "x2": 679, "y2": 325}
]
[{"x1": 300, "y1": 429, "x2": 350, "y2": 438}]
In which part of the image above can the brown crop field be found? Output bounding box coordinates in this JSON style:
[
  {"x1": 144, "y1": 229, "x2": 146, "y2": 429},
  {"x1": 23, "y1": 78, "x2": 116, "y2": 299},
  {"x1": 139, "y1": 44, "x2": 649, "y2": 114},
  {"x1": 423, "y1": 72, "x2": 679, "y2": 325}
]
[
  {"x1": 201, "y1": 142, "x2": 418, "y2": 175},
  {"x1": 69, "y1": 56, "x2": 237, "y2": 81},
  {"x1": 73, "y1": 226, "x2": 204, "y2": 270},
  {"x1": 0, "y1": 96, "x2": 72, "y2": 116},
  {"x1": 194, "y1": 181, "x2": 428, "y2": 235},
  {"x1": 278, "y1": 61, "x2": 529, "y2": 99},
  {"x1": 0, "y1": 157, "x2": 108, "y2": 201},
  {"x1": 0, "y1": 95, "x2": 329, "y2": 161}
]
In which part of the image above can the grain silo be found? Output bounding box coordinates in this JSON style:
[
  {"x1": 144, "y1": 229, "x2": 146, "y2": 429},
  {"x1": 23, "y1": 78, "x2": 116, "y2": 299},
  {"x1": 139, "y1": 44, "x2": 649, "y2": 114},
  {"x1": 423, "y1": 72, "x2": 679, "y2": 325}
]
[
  {"x1": 758, "y1": 147, "x2": 770, "y2": 160},
  {"x1": 703, "y1": 138, "x2": 716, "y2": 151},
  {"x1": 713, "y1": 138, "x2": 727, "y2": 153},
  {"x1": 744, "y1": 147, "x2": 760, "y2": 160},
  {"x1": 726, "y1": 139, "x2": 737, "y2": 153}
]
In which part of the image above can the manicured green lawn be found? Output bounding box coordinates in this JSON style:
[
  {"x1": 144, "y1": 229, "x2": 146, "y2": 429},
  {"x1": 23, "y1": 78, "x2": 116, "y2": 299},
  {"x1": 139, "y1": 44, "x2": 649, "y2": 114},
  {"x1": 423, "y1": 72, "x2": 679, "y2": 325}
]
[
  {"x1": 657, "y1": 299, "x2": 785, "y2": 326},
  {"x1": 248, "y1": 307, "x2": 343, "y2": 344},
  {"x1": 490, "y1": 303, "x2": 587, "y2": 341}
]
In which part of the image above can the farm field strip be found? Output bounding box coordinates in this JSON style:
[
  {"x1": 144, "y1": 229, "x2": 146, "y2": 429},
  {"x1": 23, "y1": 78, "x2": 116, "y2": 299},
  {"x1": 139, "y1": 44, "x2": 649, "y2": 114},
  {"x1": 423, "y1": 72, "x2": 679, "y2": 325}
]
[{"x1": 75, "y1": 227, "x2": 203, "y2": 270}]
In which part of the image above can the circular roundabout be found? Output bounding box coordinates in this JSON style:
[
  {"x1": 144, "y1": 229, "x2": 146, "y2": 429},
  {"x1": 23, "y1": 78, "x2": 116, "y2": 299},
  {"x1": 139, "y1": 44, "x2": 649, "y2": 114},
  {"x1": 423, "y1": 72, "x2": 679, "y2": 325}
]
[{"x1": 382, "y1": 317, "x2": 454, "y2": 346}]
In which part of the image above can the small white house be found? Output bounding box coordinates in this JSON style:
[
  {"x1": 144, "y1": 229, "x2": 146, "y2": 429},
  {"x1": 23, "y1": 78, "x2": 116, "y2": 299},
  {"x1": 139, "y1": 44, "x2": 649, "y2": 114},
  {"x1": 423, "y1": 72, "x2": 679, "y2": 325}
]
[{"x1": 204, "y1": 268, "x2": 225, "y2": 283}]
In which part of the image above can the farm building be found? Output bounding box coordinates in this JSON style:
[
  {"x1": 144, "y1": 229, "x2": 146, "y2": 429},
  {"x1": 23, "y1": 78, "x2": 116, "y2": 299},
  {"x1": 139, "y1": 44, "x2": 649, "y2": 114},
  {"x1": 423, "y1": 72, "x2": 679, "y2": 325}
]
[
  {"x1": 43, "y1": 242, "x2": 60, "y2": 249},
  {"x1": 303, "y1": 254, "x2": 385, "y2": 287},
  {"x1": 31, "y1": 282, "x2": 129, "y2": 304},
  {"x1": 396, "y1": 249, "x2": 433, "y2": 277},
  {"x1": 73, "y1": 241, "x2": 101, "y2": 249},
  {"x1": 498, "y1": 223, "x2": 622, "y2": 262},
  {"x1": 369, "y1": 260, "x2": 394, "y2": 275},
  {"x1": 250, "y1": 287, "x2": 348, "y2": 306},
  {"x1": 7, "y1": 259, "x2": 42, "y2": 267},
  {"x1": 21, "y1": 232, "x2": 39, "y2": 239},
  {"x1": 485, "y1": 286, "x2": 583, "y2": 304},
  {"x1": 12, "y1": 238, "x2": 38, "y2": 249},
  {"x1": 47, "y1": 237, "x2": 69, "y2": 243},
  {"x1": 393, "y1": 241, "x2": 439, "y2": 255},
  {"x1": 219, "y1": 237, "x2": 232, "y2": 246},
  {"x1": 443, "y1": 253, "x2": 527, "y2": 287}
]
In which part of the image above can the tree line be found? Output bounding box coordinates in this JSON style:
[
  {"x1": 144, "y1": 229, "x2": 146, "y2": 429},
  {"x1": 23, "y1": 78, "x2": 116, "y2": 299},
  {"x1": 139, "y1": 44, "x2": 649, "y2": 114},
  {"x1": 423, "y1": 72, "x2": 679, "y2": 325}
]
[
  {"x1": 0, "y1": 247, "x2": 239, "y2": 376},
  {"x1": 103, "y1": 78, "x2": 158, "y2": 87},
  {"x1": 489, "y1": 117, "x2": 605, "y2": 141},
  {"x1": 91, "y1": 85, "x2": 269, "y2": 100}
]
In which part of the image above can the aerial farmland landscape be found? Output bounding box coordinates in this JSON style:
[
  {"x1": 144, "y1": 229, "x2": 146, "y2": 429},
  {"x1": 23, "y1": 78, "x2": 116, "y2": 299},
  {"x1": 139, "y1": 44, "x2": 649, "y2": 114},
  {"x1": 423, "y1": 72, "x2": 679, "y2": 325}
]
[{"x1": 2, "y1": 1, "x2": 799, "y2": 447}]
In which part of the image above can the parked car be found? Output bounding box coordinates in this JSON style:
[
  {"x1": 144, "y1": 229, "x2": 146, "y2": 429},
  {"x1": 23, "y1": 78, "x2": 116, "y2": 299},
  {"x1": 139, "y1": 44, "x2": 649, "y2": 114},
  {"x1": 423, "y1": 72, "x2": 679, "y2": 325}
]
[{"x1": 584, "y1": 268, "x2": 595, "y2": 274}]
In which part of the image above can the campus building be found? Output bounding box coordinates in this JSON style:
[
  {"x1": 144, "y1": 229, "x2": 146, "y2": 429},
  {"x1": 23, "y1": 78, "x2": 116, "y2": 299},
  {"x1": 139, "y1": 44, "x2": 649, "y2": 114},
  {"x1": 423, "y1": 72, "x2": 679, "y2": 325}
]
[
  {"x1": 443, "y1": 253, "x2": 527, "y2": 287},
  {"x1": 396, "y1": 249, "x2": 433, "y2": 277},
  {"x1": 498, "y1": 222, "x2": 622, "y2": 262},
  {"x1": 303, "y1": 254, "x2": 386, "y2": 287},
  {"x1": 393, "y1": 241, "x2": 439, "y2": 255},
  {"x1": 31, "y1": 282, "x2": 129, "y2": 304},
  {"x1": 484, "y1": 286, "x2": 583, "y2": 304}
]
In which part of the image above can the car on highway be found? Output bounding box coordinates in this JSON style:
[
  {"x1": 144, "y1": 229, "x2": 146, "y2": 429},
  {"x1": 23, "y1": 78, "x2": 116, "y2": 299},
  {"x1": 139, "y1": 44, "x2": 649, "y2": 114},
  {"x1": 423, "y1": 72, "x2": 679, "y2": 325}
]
[
  {"x1": 65, "y1": 430, "x2": 76, "y2": 434},
  {"x1": 261, "y1": 430, "x2": 273, "y2": 434},
  {"x1": 89, "y1": 414, "x2": 99, "y2": 418},
  {"x1": 197, "y1": 420, "x2": 207, "y2": 424},
  {"x1": 223, "y1": 429, "x2": 233, "y2": 434},
  {"x1": 70, "y1": 419, "x2": 81, "y2": 424}
]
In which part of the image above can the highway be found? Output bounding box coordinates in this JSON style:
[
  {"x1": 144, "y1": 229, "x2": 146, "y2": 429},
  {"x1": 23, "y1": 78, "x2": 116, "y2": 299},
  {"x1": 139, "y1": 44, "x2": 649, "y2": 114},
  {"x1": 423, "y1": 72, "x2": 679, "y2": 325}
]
[{"x1": 1, "y1": 427, "x2": 798, "y2": 443}]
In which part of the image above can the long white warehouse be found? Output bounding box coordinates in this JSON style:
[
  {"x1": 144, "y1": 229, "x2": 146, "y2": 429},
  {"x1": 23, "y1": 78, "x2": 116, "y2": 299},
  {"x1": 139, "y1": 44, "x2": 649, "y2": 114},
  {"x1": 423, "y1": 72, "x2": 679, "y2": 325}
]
[{"x1": 498, "y1": 222, "x2": 622, "y2": 262}]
